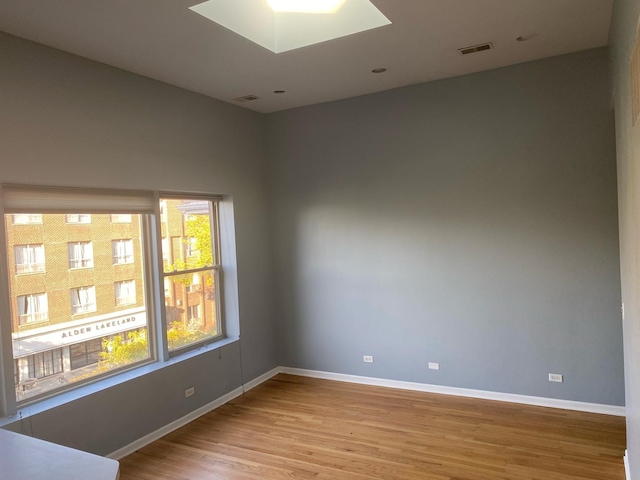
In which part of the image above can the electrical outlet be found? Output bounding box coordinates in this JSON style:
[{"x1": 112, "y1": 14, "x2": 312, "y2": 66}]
[
  {"x1": 548, "y1": 374, "x2": 563, "y2": 383},
  {"x1": 428, "y1": 362, "x2": 440, "y2": 370},
  {"x1": 363, "y1": 355, "x2": 374, "y2": 363},
  {"x1": 185, "y1": 387, "x2": 195, "y2": 397}
]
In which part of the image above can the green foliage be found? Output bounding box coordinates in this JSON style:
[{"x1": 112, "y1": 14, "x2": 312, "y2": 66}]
[
  {"x1": 101, "y1": 329, "x2": 149, "y2": 366},
  {"x1": 184, "y1": 214, "x2": 213, "y2": 268},
  {"x1": 167, "y1": 321, "x2": 216, "y2": 350},
  {"x1": 166, "y1": 213, "x2": 214, "y2": 286}
]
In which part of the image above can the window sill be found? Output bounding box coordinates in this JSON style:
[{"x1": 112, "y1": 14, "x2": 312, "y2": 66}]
[{"x1": 0, "y1": 335, "x2": 239, "y2": 428}]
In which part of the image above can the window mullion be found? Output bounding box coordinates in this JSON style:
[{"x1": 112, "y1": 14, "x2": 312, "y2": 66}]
[
  {"x1": 151, "y1": 193, "x2": 170, "y2": 362},
  {"x1": 0, "y1": 188, "x2": 17, "y2": 416}
]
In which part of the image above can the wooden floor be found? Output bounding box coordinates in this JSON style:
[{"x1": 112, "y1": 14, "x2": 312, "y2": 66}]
[{"x1": 118, "y1": 374, "x2": 626, "y2": 480}]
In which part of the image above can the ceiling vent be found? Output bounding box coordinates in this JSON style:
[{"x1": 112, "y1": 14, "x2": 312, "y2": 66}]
[
  {"x1": 458, "y1": 42, "x2": 493, "y2": 56},
  {"x1": 233, "y1": 95, "x2": 260, "y2": 103}
]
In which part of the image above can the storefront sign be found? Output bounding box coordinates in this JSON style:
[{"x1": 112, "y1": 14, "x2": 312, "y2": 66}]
[{"x1": 12, "y1": 309, "x2": 147, "y2": 357}]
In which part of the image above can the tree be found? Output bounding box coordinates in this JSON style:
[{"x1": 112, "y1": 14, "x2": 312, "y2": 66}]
[{"x1": 101, "y1": 329, "x2": 148, "y2": 366}]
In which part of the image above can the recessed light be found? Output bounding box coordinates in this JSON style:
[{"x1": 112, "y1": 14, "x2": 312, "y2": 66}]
[
  {"x1": 372, "y1": 68, "x2": 387, "y2": 74},
  {"x1": 516, "y1": 35, "x2": 534, "y2": 42},
  {"x1": 274, "y1": 90, "x2": 286, "y2": 94}
]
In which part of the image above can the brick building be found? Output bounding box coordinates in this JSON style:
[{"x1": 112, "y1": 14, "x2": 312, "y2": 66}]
[
  {"x1": 7, "y1": 213, "x2": 147, "y2": 391},
  {"x1": 6, "y1": 199, "x2": 216, "y2": 399}
]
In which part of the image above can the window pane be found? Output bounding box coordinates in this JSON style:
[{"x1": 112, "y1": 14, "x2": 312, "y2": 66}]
[
  {"x1": 12, "y1": 214, "x2": 42, "y2": 225},
  {"x1": 165, "y1": 269, "x2": 219, "y2": 351},
  {"x1": 68, "y1": 241, "x2": 94, "y2": 269},
  {"x1": 160, "y1": 199, "x2": 214, "y2": 273},
  {"x1": 160, "y1": 197, "x2": 220, "y2": 353},
  {"x1": 112, "y1": 239, "x2": 134, "y2": 264},
  {"x1": 6, "y1": 213, "x2": 151, "y2": 403},
  {"x1": 17, "y1": 293, "x2": 48, "y2": 325},
  {"x1": 115, "y1": 280, "x2": 136, "y2": 306},
  {"x1": 110, "y1": 214, "x2": 132, "y2": 223},
  {"x1": 14, "y1": 244, "x2": 45, "y2": 274},
  {"x1": 65, "y1": 214, "x2": 91, "y2": 224}
]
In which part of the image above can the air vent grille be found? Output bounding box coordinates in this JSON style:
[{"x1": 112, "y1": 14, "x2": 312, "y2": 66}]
[
  {"x1": 632, "y1": 34, "x2": 640, "y2": 126},
  {"x1": 458, "y1": 42, "x2": 493, "y2": 56},
  {"x1": 233, "y1": 95, "x2": 260, "y2": 103}
]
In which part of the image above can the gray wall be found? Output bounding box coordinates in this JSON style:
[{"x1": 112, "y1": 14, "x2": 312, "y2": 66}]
[
  {"x1": 268, "y1": 48, "x2": 625, "y2": 406},
  {"x1": 610, "y1": 0, "x2": 640, "y2": 476},
  {"x1": 0, "y1": 33, "x2": 278, "y2": 454}
]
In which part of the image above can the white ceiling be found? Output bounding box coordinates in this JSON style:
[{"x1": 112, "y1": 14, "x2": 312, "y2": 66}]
[{"x1": 0, "y1": 0, "x2": 613, "y2": 113}]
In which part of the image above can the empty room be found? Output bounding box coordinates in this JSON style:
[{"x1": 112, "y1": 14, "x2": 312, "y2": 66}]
[{"x1": 0, "y1": 0, "x2": 639, "y2": 479}]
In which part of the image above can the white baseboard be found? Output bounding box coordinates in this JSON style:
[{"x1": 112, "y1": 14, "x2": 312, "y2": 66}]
[
  {"x1": 107, "y1": 365, "x2": 626, "y2": 460},
  {"x1": 625, "y1": 449, "x2": 631, "y2": 480},
  {"x1": 107, "y1": 385, "x2": 244, "y2": 460},
  {"x1": 279, "y1": 367, "x2": 626, "y2": 417},
  {"x1": 107, "y1": 367, "x2": 282, "y2": 460},
  {"x1": 242, "y1": 367, "x2": 281, "y2": 392}
]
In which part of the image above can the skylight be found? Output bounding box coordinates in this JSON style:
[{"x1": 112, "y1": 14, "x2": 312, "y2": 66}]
[{"x1": 189, "y1": 0, "x2": 391, "y2": 54}]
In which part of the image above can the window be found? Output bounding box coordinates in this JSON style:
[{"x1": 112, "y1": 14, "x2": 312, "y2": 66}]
[
  {"x1": 115, "y1": 280, "x2": 136, "y2": 306},
  {"x1": 1, "y1": 185, "x2": 226, "y2": 408},
  {"x1": 161, "y1": 198, "x2": 221, "y2": 353},
  {"x1": 27, "y1": 349, "x2": 64, "y2": 380},
  {"x1": 12, "y1": 214, "x2": 42, "y2": 225},
  {"x1": 112, "y1": 239, "x2": 134, "y2": 264},
  {"x1": 68, "y1": 241, "x2": 94, "y2": 269},
  {"x1": 70, "y1": 339, "x2": 103, "y2": 370},
  {"x1": 14, "y1": 244, "x2": 45, "y2": 274},
  {"x1": 184, "y1": 236, "x2": 199, "y2": 259},
  {"x1": 65, "y1": 214, "x2": 91, "y2": 224},
  {"x1": 71, "y1": 286, "x2": 97, "y2": 314},
  {"x1": 111, "y1": 214, "x2": 132, "y2": 223},
  {"x1": 17, "y1": 293, "x2": 48, "y2": 324}
]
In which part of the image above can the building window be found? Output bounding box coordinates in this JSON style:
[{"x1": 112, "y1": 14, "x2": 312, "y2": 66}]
[
  {"x1": 2, "y1": 185, "x2": 227, "y2": 408},
  {"x1": 71, "y1": 286, "x2": 97, "y2": 315},
  {"x1": 112, "y1": 239, "x2": 134, "y2": 264},
  {"x1": 27, "y1": 349, "x2": 64, "y2": 380},
  {"x1": 184, "y1": 236, "x2": 199, "y2": 259},
  {"x1": 111, "y1": 214, "x2": 132, "y2": 223},
  {"x1": 14, "y1": 244, "x2": 45, "y2": 274},
  {"x1": 65, "y1": 214, "x2": 91, "y2": 224},
  {"x1": 68, "y1": 241, "x2": 94, "y2": 269},
  {"x1": 12, "y1": 214, "x2": 42, "y2": 225},
  {"x1": 115, "y1": 280, "x2": 136, "y2": 306},
  {"x1": 159, "y1": 200, "x2": 167, "y2": 223},
  {"x1": 161, "y1": 198, "x2": 221, "y2": 353},
  {"x1": 17, "y1": 293, "x2": 48, "y2": 325},
  {"x1": 70, "y1": 339, "x2": 103, "y2": 370}
]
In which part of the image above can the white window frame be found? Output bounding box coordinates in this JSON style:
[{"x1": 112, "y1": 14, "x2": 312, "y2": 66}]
[
  {"x1": 71, "y1": 285, "x2": 97, "y2": 315},
  {"x1": 17, "y1": 293, "x2": 48, "y2": 325},
  {"x1": 112, "y1": 239, "x2": 134, "y2": 265},
  {"x1": 160, "y1": 197, "x2": 223, "y2": 357},
  {"x1": 12, "y1": 214, "x2": 42, "y2": 225},
  {"x1": 68, "y1": 241, "x2": 94, "y2": 269},
  {"x1": 0, "y1": 185, "x2": 233, "y2": 416},
  {"x1": 115, "y1": 280, "x2": 136, "y2": 306},
  {"x1": 65, "y1": 213, "x2": 91, "y2": 224},
  {"x1": 110, "y1": 214, "x2": 132, "y2": 223},
  {"x1": 14, "y1": 244, "x2": 46, "y2": 274}
]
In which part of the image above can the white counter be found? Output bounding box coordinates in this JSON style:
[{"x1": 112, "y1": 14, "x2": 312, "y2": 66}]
[{"x1": 0, "y1": 428, "x2": 120, "y2": 480}]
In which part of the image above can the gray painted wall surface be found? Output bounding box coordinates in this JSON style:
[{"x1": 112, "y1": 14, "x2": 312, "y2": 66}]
[
  {"x1": 0, "y1": 33, "x2": 278, "y2": 454},
  {"x1": 268, "y1": 48, "x2": 624, "y2": 406},
  {"x1": 610, "y1": 0, "x2": 640, "y2": 476}
]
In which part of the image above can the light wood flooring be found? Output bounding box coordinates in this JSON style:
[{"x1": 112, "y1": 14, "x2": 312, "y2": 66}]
[{"x1": 118, "y1": 374, "x2": 626, "y2": 480}]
